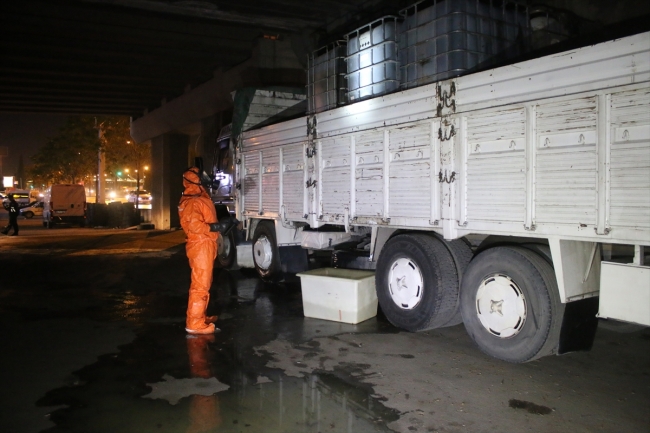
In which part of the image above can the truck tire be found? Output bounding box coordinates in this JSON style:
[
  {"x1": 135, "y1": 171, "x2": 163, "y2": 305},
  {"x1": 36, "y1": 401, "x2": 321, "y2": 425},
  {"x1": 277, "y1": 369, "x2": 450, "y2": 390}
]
[
  {"x1": 252, "y1": 220, "x2": 281, "y2": 282},
  {"x1": 431, "y1": 234, "x2": 473, "y2": 327},
  {"x1": 375, "y1": 233, "x2": 459, "y2": 332},
  {"x1": 217, "y1": 230, "x2": 236, "y2": 268},
  {"x1": 460, "y1": 246, "x2": 564, "y2": 363}
]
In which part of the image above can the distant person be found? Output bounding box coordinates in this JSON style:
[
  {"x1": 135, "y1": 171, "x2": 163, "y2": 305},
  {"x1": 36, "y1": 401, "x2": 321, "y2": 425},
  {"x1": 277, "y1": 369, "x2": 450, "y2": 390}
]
[
  {"x1": 178, "y1": 167, "x2": 237, "y2": 334},
  {"x1": 2, "y1": 194, "x2": 21, "y2": 236}
]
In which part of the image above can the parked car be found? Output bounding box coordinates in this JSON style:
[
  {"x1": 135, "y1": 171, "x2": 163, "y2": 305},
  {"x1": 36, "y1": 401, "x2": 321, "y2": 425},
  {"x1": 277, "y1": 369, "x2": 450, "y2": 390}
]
[
  {"x1": 20, "y1": 201, "x2": 44, "y2": 219},
  {"x1": 127, "y1": 190, "x2": 152, "y2": 209}
]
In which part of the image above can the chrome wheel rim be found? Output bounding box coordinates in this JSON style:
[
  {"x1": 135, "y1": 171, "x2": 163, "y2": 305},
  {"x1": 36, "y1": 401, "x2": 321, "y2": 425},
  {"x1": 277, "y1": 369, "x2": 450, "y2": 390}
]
[
  {"x1": 475, "y1": 274, "x2": 527, "y2": 338},
  {"x1": 253, "y1": 235, "x2": 273, "y2": 270},
  {"x1": 388, "y1": 257, "x2": 424, "y2": 310}
]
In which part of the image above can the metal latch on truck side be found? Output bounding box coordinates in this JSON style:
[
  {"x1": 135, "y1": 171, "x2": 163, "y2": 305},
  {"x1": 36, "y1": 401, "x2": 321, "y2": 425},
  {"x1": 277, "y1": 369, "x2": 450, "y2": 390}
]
[
  {"x1": 438, "y1": 125, "x2": 456, "y2": 141},
  {"x1": 436, "y1": 82, "x2": 456, "y2": 116},
  {"x1": 438, "y1": 170, "x2": 456, "y2": 183},
  {"x1": 307, "y1": 116, "x2": 317, "y2": 139}
]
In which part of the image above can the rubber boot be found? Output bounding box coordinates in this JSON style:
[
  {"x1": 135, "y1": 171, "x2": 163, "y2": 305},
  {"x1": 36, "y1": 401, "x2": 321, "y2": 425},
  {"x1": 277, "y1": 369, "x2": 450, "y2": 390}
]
[{"x1": 186, "y1": 291, "x2": 216, "y2": 334}]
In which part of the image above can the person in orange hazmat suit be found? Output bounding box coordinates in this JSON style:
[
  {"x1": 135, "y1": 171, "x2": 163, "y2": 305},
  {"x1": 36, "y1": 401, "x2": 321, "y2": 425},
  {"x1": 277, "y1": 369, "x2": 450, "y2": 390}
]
[{"x1": 179, "y1": 167, "x2": 237, "y2": 334}]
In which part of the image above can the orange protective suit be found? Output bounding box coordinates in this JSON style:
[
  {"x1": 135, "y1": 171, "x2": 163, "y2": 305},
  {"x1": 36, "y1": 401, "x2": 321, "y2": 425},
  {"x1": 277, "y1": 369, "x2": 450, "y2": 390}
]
[{"x1": 179, "y1": 167, "x2": 219, "y2": 334}]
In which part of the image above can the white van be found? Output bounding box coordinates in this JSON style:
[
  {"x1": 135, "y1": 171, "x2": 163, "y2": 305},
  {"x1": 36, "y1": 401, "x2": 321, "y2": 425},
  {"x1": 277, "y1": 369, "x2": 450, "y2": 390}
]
[
  {"x1": 2, "y1": 189, "x2": 31, "y2": 206},
  {"x1": 43, "y1": 184, "x2": 86, "y2": 228}
]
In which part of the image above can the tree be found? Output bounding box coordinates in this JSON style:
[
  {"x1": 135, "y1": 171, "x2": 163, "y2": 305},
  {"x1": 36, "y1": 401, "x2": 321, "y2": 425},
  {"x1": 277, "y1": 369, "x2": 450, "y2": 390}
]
[
  {"x1": 29, "y1": 116, "x2": 100, "y2": 185},
  {"x1": 27, "y1": 115, "x2": 151, "y2": 189},
  {"x1": 98, "y1": 116, "x2": 150, "y2": 181}
]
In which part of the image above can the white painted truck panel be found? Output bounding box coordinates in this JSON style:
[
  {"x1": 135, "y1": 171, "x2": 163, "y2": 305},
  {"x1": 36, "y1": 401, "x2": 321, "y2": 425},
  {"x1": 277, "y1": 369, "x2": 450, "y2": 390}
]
[
  {"x1": 388, "y1": 123, "x2": 432, "y2": 219},
  {"x1": 463, "y1": 107, "x2": 526, "y2": 223},
  {"x1": 242, "y1": 151, "x2": 259, "y2": 215},
  {"x1": 319, "y1": 135, "x2": 352, "y2": 219},
  {"x1": 609, "y1": 88, "x2": 650, "y2": 229},
  {"x1": 261, "y1": 148, "x2": 280, "y2": 216},
  {"x1": 354, "y1": 130, "x2": 386, "y2": 218},
  {"x1": 281, "y1": 144, "x2": 307, "y2": 220},
  {"x1": 535, "y1": 96, "x2": 598, "y2": 226}
]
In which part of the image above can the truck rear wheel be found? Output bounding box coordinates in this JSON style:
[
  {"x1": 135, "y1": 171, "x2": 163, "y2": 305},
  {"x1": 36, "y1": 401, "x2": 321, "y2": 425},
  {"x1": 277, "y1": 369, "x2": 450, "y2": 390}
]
[
  {"x1": 460, "y1": 246, "x2": 564, "y2": 363},
  {"x1": 217, "y1": 230, "x2": 236, "y2": 268},
  {"x1": 252, "y1": 221, "x2": 281, "y2": 281},
  {"x1": 375, "y1": 233, "x2": 459, "y2": 332}
]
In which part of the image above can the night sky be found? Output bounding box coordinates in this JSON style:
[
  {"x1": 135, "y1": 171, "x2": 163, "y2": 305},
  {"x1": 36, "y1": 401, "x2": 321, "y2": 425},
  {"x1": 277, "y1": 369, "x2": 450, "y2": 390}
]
[{"x1": 0, "y1": 113, "x2": 68, "y2": 179}]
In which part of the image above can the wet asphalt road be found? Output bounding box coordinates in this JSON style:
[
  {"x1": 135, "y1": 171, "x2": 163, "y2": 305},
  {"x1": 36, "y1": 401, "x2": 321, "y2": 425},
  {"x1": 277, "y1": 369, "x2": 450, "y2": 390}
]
[{"x1": 0, "y1": 218, "x2": 648, "y2": 433}]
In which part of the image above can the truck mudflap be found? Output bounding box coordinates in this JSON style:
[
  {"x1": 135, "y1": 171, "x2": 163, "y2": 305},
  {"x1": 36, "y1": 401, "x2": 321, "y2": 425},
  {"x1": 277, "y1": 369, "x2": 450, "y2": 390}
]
[{"x1": 558, "y1": 297, "x2": 600, "y2": 354}]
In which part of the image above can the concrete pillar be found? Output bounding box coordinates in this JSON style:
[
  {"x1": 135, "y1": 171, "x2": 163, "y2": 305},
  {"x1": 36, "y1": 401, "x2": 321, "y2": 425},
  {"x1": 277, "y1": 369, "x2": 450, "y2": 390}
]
[
  {"x1": 188, "y1": 132, "x2": 201, "y2": 165},
  {"x1": 150, "y1": 133, "x2": 189, "y2": 230},
  {"x1": 201, "y1": 114, "x2": 218, "y2": 170}
]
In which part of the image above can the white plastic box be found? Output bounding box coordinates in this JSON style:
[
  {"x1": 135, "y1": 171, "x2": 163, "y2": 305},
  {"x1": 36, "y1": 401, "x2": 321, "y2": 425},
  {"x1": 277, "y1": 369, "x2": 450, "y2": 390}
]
[{"x1": 297, "y1": 268, "x2": 378, "y2": 324}]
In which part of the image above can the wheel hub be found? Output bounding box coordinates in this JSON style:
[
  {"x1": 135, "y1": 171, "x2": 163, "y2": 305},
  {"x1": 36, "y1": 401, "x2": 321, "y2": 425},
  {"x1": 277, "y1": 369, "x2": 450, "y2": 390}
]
[
  {"x1": 475, "y1": 274, "x2": 527, "y2": 338},
  {"x1": 388, "y1": 258, "x2": 424, "y2": 310},
  {"x1": 253, "y1": 235, "x2": 273, "y2": 270}
]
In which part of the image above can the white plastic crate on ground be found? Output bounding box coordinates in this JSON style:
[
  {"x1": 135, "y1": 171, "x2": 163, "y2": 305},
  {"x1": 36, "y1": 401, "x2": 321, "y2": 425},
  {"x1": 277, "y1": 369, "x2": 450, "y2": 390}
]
[{"x1": 297, "y1": 268, "x2": 377, "y2": 324}]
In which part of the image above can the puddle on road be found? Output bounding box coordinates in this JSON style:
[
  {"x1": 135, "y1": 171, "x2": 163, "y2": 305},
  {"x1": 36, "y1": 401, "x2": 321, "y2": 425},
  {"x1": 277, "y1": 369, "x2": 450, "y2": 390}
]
[
  {"x1": 34, "y1": 269, "x2": 398, "y2": 433},
  {"x1": 38, "y1": 334, "x2": 398, "y2": 433}
]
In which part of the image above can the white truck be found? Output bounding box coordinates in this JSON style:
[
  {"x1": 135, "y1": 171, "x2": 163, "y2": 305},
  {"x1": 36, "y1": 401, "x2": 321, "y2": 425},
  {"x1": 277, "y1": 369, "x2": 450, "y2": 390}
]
[{"x1": 225, "y1": 31, "x2": 650, "y2": 363}]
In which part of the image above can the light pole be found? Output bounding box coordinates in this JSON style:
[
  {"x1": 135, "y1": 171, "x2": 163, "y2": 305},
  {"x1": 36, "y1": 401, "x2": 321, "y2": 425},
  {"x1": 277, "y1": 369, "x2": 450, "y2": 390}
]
[{"x1": 135, "y1": 168, "x2": 140, "y2": 212}]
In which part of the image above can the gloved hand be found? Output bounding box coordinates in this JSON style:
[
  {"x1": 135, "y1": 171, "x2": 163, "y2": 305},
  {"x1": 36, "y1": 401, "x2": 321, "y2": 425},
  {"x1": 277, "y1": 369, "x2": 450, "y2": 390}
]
[{"x1": 209, "y1": 216, "x2": 239, "y2": 235}]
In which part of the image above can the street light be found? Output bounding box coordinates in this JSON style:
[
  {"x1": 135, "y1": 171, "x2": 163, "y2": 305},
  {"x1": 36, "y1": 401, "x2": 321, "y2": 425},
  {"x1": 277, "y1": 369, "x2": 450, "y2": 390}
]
[
  {"x1": 135, "y1": 168, "x2": 140, "y2": 212},
  {"x1": 134, "y1": 166, "x2": 149, "y2": 213}
]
